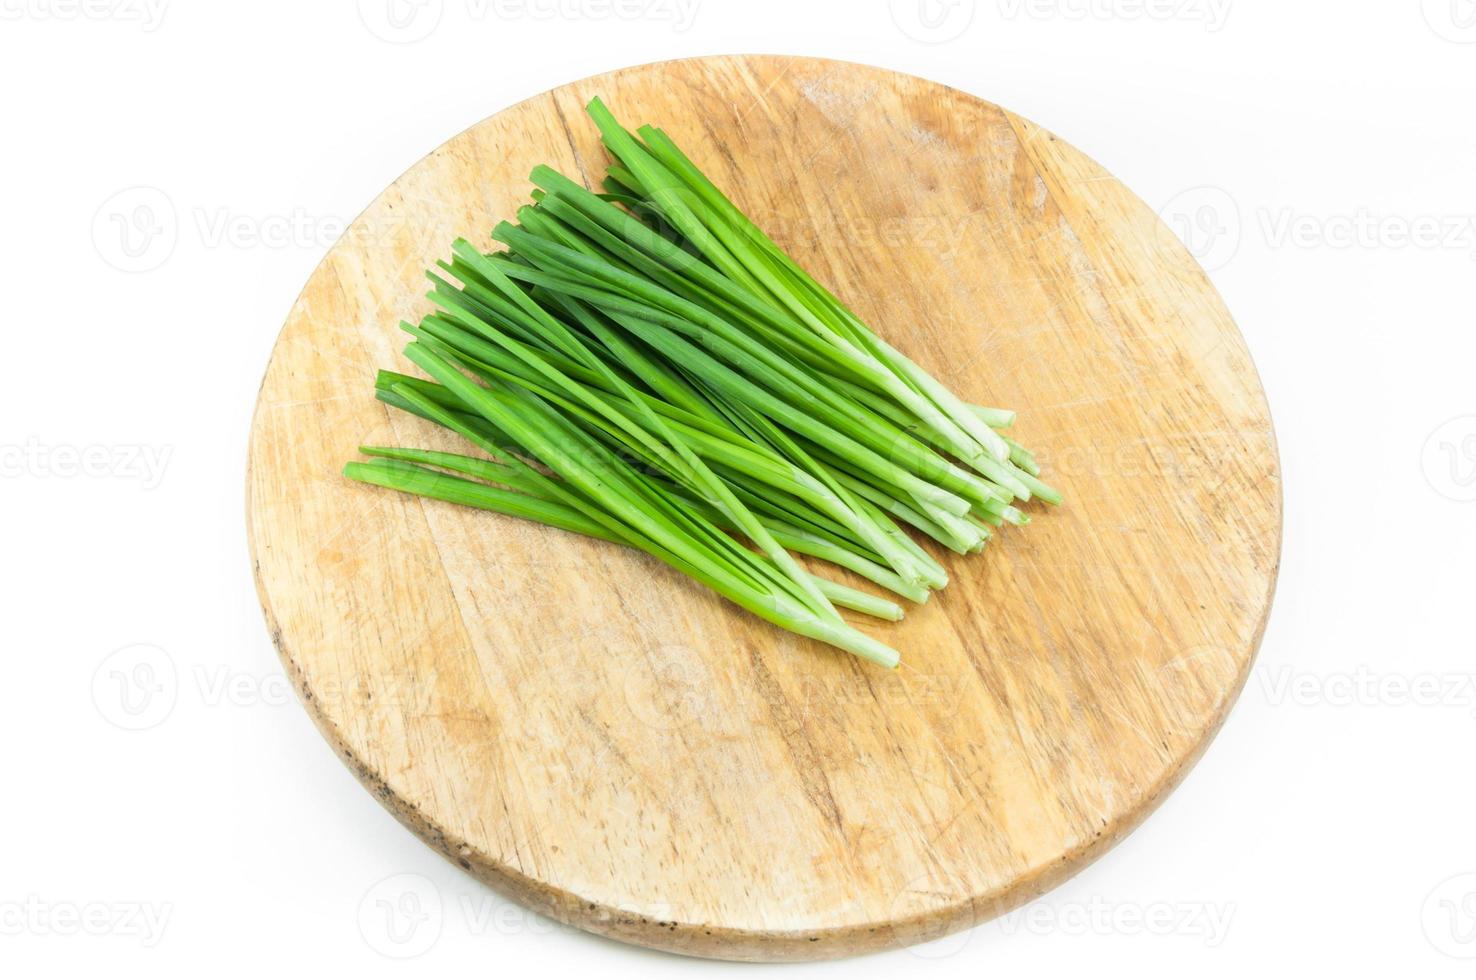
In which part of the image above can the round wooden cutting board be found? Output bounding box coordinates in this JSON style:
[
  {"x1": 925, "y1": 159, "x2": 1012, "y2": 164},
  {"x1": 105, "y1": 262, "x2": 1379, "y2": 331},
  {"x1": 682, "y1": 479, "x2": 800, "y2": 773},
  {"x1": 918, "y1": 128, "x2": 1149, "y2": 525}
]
[{"x1": 247, "y1": 55, "x2": 1279, "y2": 961}]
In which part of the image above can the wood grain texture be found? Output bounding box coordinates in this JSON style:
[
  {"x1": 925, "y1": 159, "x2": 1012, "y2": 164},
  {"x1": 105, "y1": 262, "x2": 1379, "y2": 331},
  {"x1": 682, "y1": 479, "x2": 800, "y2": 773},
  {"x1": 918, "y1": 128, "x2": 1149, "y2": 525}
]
[{"x1": 246, "y1": 55, "x2": 1280, "y2": 961}]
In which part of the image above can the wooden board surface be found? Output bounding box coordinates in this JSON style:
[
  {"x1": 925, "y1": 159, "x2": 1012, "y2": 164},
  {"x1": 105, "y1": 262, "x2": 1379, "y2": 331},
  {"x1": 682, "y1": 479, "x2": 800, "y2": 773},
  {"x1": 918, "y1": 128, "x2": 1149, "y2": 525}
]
[{"x1": 246, "y1": 55, "x2": 1280, "y2": 961}]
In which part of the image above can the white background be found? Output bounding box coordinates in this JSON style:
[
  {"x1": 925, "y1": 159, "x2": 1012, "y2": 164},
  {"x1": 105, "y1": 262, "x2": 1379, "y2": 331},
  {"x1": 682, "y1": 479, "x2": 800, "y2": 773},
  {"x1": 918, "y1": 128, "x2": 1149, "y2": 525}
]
[{"x1": 2, "y1": 0, "x2": 1473, "y2": 975}]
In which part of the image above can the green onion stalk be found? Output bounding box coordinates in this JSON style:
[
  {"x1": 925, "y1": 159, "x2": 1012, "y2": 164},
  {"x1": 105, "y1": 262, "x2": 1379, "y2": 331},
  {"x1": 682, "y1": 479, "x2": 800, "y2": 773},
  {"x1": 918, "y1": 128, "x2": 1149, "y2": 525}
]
[{"x1": 344, "y1": 98, "x2": 1060, "y2": 668}]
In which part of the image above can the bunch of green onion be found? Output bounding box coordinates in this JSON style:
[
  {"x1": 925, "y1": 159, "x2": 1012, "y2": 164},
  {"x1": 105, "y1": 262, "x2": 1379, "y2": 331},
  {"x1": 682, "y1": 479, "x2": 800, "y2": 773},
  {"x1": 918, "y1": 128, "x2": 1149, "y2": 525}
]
[{"x1": 344, "y1": 98, "x2": 1060, "y2": 668}]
